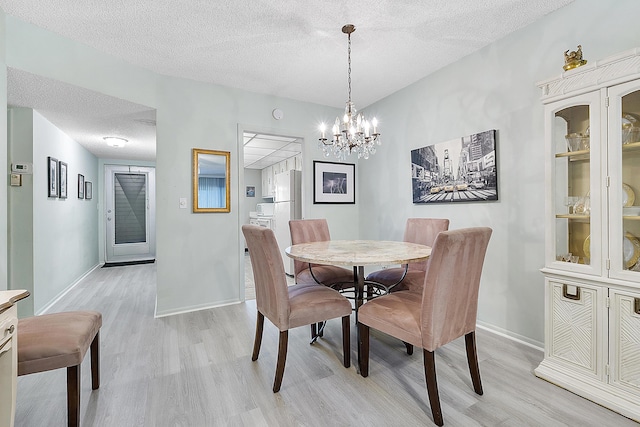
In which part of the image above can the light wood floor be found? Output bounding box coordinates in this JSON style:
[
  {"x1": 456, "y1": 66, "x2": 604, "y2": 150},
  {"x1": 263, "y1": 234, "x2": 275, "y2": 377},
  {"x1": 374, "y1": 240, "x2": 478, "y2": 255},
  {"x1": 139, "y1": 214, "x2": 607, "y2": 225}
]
[{"x1": 15, "y1": 263, "x2": 638, "y2": 426}]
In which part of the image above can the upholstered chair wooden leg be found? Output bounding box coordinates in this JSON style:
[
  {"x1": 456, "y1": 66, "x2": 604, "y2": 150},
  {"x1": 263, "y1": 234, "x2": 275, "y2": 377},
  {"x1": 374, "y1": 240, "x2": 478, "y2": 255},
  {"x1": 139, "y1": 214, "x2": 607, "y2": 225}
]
[
  {"x1": 404, "y1": 342, "x2": 414, "y2": 355},
  {"x1": 342, "y1": 315, "x2": 351, "y2": 368},
  {"x1": 90, "y1": 331, "x2": 100, "y2": 390},
  {"x1": 310, "y1": 323, "x2": 317, "y2": 340},
  {"x1": 67, "y1": 365, "x2": 80, "y2": 427},
  {"x1": 424, "y1": 349, "x2": 443, "y2": 426},
  {"x1": 465, "y1": 331, "x2": 483, "y2": 395},
  {"x1": 252, "y1": 312, "x2": 265, "y2": 361},
  {"x1": 317, "y1": 322, "x2": 324, "y2": 337},
  {"x1": 358, "y1": 323, "x2": 370, "y2": 377},
  {"x1": 273, "y1": 331, "x2": 288, "y2": 393}
]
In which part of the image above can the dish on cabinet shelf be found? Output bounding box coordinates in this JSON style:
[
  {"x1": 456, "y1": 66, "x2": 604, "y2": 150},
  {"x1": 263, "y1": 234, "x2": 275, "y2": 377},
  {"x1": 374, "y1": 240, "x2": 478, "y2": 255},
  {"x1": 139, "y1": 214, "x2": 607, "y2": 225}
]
[
  {"x1": 586, "y1": 232, "x2": 640, "y2": 269},
  {"x1": 623, "y1": 183, "x2": 635, "y2": 207},
  {"x1": 623, "y1": 232, "x2": 640, "y2": 269}
]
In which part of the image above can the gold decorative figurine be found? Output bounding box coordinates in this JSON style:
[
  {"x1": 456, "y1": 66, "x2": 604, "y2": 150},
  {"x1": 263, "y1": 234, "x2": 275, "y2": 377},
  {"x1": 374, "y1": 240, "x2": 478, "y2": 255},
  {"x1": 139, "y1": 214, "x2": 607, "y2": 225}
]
[{"x1": 563, "y1": 45, "x2": 587, "y2": 71}]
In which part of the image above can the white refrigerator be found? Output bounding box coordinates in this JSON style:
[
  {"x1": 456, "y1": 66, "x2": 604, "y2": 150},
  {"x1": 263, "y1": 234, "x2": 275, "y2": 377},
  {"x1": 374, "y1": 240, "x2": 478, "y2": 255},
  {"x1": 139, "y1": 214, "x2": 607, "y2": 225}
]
[{"x1": 273, "y1": 169, "x2": 302, "y2": 275}]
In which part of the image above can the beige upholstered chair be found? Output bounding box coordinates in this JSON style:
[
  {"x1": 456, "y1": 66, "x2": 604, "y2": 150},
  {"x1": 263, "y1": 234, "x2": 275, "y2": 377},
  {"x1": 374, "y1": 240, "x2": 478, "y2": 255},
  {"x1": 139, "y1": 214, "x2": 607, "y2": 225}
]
[
  {"x1": 358, "y1": 227, "x2": 492, "y2": 426},
  {"x1": 242, "y1": 224, "x2": 352, "y2": 393},
  {"x1": 366, "y1": 218, "x2": 449, "y2": 293},
  {"x1": 289, "y1": 219, "x2": 355, "y2": 339},
  {"x1": 18, "y1": 311, "x2": 102, "y2": 427},
  {"x1": 289, "y1": 219, "x2": 355, "y2": 288}
]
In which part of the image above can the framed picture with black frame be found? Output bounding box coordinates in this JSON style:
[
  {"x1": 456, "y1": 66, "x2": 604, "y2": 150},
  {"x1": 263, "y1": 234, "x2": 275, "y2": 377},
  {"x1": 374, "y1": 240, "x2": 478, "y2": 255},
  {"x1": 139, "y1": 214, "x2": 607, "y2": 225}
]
[
  {"x1": 58, "y1": 161, "x2": 68, "y2": 199},
  {"x1": 410, "y1": 129, "x2": 498, "y2": 204},
  {"x1": 78, "y1": 174, "x2": 85, "y2": 199},
  {"x1": 313, "y1": 160, "x2": 355, "y2": 204},
  {"x1": 85, "y1": 181, "x2": 93, "y2": 200},
  {"x1": 47, "y1": 156, "x2": 58, "y2": 198}
]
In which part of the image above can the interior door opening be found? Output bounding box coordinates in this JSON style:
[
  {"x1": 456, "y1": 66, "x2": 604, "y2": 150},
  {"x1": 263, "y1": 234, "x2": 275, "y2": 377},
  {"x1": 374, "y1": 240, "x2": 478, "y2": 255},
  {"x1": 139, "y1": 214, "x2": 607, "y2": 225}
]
[{"x1": 241, "y1": 129, "x2": 303, "y2": 300}]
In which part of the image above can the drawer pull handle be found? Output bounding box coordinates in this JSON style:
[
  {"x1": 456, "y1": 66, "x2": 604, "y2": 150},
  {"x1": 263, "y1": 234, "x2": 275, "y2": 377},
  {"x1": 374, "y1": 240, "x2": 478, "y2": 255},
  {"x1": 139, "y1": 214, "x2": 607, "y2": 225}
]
[
  {"x1": 562, "y1": 284, "x2": 581, "y2": 301},
  {"x1": 635, "y1": 298, "x2": 640, "y2": 315},
  {"x1": 7, "y1": 324, "x2": 15, "y2": 334}
]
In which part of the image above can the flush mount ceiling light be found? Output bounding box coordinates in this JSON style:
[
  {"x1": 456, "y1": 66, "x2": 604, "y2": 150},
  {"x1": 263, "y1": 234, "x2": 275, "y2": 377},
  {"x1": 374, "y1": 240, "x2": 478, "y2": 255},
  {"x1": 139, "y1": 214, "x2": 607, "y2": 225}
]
[
  {"x1": 103, "y1": 136, "x2": 128, "y2": 147},
  {"x1": 318, "y1": 24, "x2": 380, "y2": 160}
]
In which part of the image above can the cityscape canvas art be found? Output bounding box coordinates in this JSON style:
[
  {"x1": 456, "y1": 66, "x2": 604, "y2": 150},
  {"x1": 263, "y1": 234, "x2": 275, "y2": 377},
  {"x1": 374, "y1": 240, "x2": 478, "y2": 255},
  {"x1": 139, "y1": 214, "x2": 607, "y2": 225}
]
[{"x1": 411, "y1": 129, "x2": 498, "y2": 204}]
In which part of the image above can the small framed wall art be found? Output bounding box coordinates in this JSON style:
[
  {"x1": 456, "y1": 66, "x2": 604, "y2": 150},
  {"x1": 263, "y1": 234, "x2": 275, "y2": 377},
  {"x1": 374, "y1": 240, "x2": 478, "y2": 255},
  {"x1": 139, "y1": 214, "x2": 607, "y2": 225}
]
[
  {"x1": 58, "y1": 161, "x2": 68, "y2": 199},
  {"x1": 85, "y1": 181, "x2": 93, "y2": 200},
  {"x1": 246, "y1": 185, "x2": 256, "y2": 197},
  {"x1": 78, "y1": 174, "x2": 85, "y2": 199},
  {"x1": 47, "y1": 156, "x2": 58, "y2": 198}
]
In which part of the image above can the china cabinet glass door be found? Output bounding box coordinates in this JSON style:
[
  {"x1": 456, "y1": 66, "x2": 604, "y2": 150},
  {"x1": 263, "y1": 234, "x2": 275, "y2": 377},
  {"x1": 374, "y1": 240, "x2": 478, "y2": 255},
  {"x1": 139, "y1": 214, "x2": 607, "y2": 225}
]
[
  {"x1": 546, "y1": 91, "x2": 602, "y2": 275},
  {"x1": 608, "y1": 81, "x2": 640, "y2": 282}
]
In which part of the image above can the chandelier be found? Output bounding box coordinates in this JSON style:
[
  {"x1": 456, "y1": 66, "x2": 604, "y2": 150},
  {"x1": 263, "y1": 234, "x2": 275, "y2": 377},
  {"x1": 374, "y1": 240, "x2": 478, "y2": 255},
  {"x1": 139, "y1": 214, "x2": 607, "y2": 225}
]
[{"x1": 319, "y1": 24, "x2": 381, "y2": 160}]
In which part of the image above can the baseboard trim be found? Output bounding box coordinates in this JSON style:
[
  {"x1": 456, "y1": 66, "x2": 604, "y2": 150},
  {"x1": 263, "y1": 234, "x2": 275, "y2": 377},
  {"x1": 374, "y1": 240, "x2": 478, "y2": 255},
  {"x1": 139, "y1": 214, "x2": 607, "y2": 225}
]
[
  {"x1": 154, "y1": 299, "x2": 241, "y2": 318},
  {"x1": 103, "y1": 259, "x2": 155, "y2": 268},
  {"x1": 476, "y1": 321, "x2": 544, "y2": 352},
  {"x1": 37, "y1": 263, "x2": 101, "y2": 315}
]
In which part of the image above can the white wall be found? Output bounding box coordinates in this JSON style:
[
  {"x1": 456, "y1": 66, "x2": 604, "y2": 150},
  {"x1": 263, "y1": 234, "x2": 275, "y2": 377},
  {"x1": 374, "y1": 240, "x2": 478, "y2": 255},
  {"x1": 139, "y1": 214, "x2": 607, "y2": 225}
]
[
  {"x1": 0, "y1": 8, "x2": 7, "y2": 291},
  {"x1": 243, "y1": 168, "x2": 263, "y2": 219},
  {"x1": 7, "y1": 108, "x2": 33, "y2": 316},
  {"x1": 7, "y1": 107, "x2": 99, "y2": 315},
  {"x1": 358, "y1": 0, "x2": 640, "y2": 346},
  {"x1": 32, "y1": 111, "x2": 99, "y2": 313}
]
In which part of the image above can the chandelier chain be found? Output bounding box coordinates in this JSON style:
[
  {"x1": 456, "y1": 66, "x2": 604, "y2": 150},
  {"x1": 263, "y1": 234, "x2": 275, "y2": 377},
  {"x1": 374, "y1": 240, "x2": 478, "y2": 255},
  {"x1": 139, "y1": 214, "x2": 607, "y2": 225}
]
[{"x1": 347, "y1": 32, "x2": 352, "y2": 104}]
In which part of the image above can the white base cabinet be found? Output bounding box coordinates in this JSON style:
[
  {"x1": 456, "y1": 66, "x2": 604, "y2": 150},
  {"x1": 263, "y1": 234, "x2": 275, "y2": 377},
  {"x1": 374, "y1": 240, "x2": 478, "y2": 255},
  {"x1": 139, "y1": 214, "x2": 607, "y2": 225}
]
[
  {"x1": 0, "y1": 290, "x2": 29, "y2": 427},
  {"x1": 536, "y1": 276, "x2": 640, "y2": 421},
  {"x1": 537, "y1": 48, "x2": 640, "y2": 422}
]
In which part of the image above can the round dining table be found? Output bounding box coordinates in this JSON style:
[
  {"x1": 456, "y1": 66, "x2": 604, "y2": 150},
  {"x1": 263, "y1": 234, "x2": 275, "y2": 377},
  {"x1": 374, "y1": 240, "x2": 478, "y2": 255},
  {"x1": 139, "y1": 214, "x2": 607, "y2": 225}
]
[
  {"x1": 286, "y1": 239, "x2": 431, "y2": 367},
  {"x1": 285, "y1": 239, "x2": 432, "y2": 303}
]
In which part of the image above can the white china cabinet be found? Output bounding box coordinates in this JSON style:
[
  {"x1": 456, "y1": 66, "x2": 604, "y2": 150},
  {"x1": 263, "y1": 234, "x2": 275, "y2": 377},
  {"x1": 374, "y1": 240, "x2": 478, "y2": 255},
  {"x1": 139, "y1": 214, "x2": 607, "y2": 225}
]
[{"x1": 536, "y1": 48, "x2": 640, "y2": 421}]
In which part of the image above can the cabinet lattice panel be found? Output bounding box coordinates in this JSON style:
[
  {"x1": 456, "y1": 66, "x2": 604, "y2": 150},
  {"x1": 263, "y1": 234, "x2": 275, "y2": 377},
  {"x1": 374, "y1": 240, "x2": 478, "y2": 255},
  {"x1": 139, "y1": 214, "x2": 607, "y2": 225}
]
[
  {"x1": 615, "y1": 295, "x2": 640, "y2": 389},
  {"x1": 550, "y1": 284, "x2": 596, "y2": 373}
]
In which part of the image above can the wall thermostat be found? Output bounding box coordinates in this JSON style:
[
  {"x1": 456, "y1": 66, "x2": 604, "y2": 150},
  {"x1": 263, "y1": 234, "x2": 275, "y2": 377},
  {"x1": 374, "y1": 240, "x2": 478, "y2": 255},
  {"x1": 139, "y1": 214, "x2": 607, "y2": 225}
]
[
  {"x1": 11, "y1": 162, "x2": 33, "y2": 174},
  {"x1": 272, "y1": 108, "x2": 284, "y2": 120}
]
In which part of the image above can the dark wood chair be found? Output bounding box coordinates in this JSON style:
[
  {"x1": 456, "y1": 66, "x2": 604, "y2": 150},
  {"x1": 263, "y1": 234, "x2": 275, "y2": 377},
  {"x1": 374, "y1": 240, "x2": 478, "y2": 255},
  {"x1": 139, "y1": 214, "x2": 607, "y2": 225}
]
[
  {"x1": 358, "y1": 227, "x2": 492, "y2": 426},
  {"x1": 243, "y1": 224, "x2": 352, "y2": 392}
]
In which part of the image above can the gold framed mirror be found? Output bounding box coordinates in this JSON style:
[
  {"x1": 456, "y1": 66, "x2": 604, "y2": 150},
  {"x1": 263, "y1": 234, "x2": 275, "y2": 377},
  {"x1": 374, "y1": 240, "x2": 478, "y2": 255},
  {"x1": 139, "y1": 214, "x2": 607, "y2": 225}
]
[{"x1": 192, "y1": 148, "x2": 231, "y2": 213}]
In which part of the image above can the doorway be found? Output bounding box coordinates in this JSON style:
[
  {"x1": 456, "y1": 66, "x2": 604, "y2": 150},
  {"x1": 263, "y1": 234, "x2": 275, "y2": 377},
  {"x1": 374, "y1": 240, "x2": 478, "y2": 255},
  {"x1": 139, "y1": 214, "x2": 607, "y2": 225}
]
[
  {"x1": 104, "y1": 165, "x2": 156, "y2": 264},
  {"x1": 240, "y1": 129, "x2": 303, "y2": 299}
]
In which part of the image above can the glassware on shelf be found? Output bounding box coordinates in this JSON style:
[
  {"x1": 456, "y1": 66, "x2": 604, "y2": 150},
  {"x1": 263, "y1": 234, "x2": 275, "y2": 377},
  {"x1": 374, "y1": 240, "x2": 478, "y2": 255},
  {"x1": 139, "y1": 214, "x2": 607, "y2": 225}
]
[
  {"x1": 573, "y1": 192, "x2": 591, "y2": 215},
  {"x1": 564, "y1": 196, "x2": 579, "y2": 214},
  {"x1": 565, "y1": 133, "x2": 590, "y2": 151}
]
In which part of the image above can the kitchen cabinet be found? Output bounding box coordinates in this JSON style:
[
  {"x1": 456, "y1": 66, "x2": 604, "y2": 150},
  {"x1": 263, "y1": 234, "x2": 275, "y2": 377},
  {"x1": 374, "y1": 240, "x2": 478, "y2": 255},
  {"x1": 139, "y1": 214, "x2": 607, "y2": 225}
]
[
  {"x1": 536, "y1": 48, "x2": 640, "y2": 421},
  {"x1": 261, "y1": 156, "x2": 300, "y2": 198},
  {"x1": 261, "y1": 166, "x2": 274, "y2": 198}
]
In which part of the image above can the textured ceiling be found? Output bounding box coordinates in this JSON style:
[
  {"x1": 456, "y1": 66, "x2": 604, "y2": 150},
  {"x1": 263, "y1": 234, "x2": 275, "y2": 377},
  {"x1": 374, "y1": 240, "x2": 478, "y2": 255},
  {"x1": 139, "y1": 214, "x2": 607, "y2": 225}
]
[
  {"x1": 2, "y1": 0, "x2": 574, "y2": 162},
  {"x1": 8, "y1": 68, "x2": 157, "y2": 162}
]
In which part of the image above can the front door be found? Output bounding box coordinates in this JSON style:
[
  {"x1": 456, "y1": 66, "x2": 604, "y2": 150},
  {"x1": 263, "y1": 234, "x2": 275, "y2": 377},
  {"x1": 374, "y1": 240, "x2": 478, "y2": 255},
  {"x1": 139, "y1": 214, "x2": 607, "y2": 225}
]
[{"x1": 105, "y1": 165, "x2": 156, "y2": 263}]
